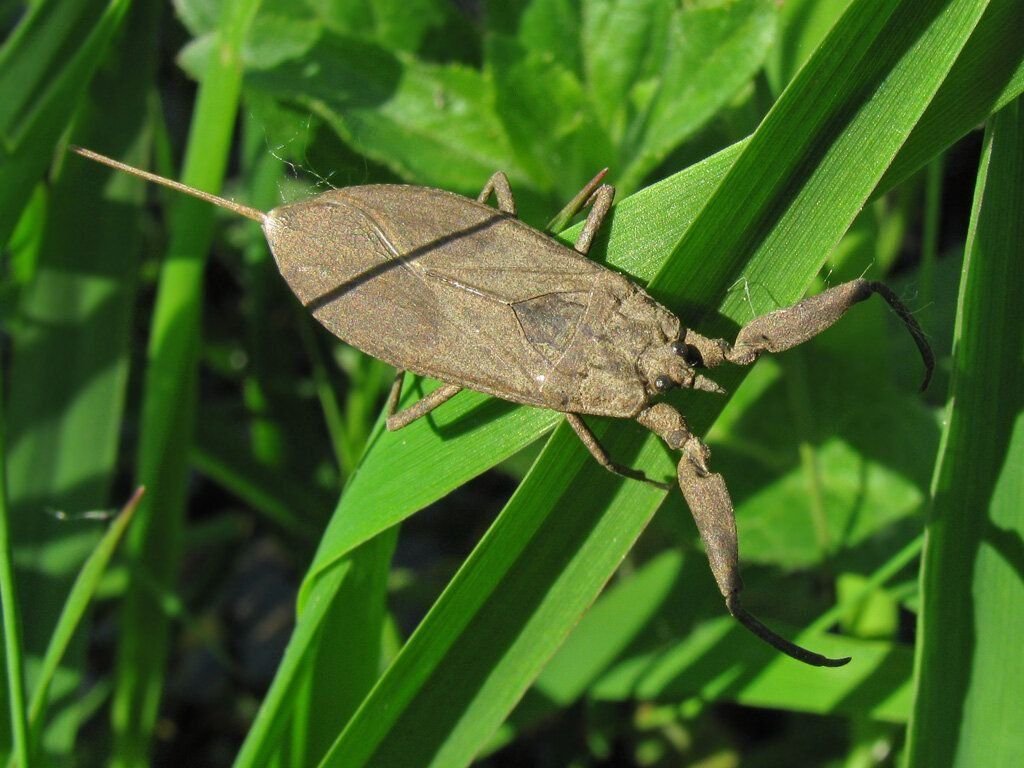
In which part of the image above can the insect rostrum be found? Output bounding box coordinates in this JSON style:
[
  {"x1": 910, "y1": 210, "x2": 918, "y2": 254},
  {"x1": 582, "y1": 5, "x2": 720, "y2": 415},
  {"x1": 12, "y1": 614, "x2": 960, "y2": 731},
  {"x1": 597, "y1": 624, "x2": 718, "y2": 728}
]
[{"x1": 72, "y1": 146, "x2": 934, "y2": 667}]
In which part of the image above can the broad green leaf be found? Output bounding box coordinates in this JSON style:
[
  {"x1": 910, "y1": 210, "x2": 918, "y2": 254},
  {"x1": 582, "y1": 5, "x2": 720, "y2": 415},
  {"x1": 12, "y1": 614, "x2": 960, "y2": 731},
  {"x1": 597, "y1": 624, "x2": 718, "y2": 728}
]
[
  {"x1": 616, "y1": 0, "x2": 777, "y2": 191},
  {"x1": 580, "y1": 0, "x2": 671, "y2": 135},
  {"x1": 588, "y1": 617, "x2": 912, "y2": 723},
  {"x1": 177, "y1": 13, "x2": 321, "y2": 74},
  {"x1": 487, "y1": 34, "x2": 613, "y2": 199},
  {"x1": 305, "y1": 0, "x2": 454, "y2": 52},
  {"x1": 576, "y1": 0, "x2": 778, "y2": 192},
  {"x1": 907, "y1": 96, "x2": 1024, "y2": 768},
  {"x1": 500, "y1": 0, "x2": 582, "y2": 76},
  {"x1": 493, "y1": 536, "x2": 919, "y2": 754},
  {"x1": 710, "y1": 348, "x2": 937, "y2": 568},
  {"x1": 248, "y1": 34, "x2": 528, "y2": 193}
]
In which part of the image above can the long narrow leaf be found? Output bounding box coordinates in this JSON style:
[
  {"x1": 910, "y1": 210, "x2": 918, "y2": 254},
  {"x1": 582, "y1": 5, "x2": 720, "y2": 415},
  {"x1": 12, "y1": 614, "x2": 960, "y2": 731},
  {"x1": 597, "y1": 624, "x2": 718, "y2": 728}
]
[
  {"x1": 0, "y1": 356, "x2": 31, "y2": 768},
  {"x1": 0, "y1": 0, "x2": 129, "y2": 246},
  {"x1": 4, "y1": 3, "x2": 160, "y2": 758},
  {"x1": 26, "y1": 489, "x2": 142, "y2": 756},
  {"x1": 110, "y1": 1, "x2": 263, "y2": 764},
  {"x1": 906, "y1": 96, "x2": 1024, "y2": 768}
]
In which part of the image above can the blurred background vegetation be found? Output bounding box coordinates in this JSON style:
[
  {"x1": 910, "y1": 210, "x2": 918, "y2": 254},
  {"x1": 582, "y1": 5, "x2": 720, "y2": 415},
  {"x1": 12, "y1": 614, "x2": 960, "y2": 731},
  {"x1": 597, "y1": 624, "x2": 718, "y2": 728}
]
[{"x1": 0, "y1": 0, "x2": 1022, "y2": 766}]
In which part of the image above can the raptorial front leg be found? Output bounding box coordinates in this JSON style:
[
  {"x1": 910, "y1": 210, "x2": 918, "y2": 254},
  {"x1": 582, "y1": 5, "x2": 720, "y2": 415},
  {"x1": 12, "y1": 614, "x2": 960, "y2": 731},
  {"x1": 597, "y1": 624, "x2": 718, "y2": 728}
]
[
  {"x1": 385, "y1": 370, "x2": 462, "y2": 431},
  {"x1": 477, "y1": 172, "x2": 516, "y2": 214},
  {"x1": 638, "y1": 403, "x2": 851, "y2": 667},
  {"x1": 684, "y1": 278, "x2": 934, "y2": 389},
  {"x1": 566, "y1": 414, "x2": 672, "y2": 490}
]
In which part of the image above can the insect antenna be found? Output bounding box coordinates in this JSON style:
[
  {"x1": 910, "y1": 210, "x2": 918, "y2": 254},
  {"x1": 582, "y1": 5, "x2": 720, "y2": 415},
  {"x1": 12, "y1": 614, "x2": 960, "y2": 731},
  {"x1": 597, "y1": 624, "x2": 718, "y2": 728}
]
[{"x1": 69, "y1": 146, "x2": 268, "y2": 224}]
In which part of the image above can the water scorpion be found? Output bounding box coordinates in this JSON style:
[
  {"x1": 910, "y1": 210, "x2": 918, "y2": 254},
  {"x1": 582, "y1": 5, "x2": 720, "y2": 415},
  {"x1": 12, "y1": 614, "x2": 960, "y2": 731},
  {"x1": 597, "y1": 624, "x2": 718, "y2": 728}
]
[{"x1": 72, "y1": 146, "x2": 933, "y2": 667}]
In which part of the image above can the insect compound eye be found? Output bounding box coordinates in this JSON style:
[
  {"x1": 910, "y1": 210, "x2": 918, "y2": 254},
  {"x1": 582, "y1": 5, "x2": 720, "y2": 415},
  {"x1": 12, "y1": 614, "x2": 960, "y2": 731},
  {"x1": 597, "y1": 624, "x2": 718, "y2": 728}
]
[
  {"x1": 654, "y1": 375, "x2": 674, "y2": 392},
  {"x1": 672, "y1": 341, "x2": 703, "y2": 367}
]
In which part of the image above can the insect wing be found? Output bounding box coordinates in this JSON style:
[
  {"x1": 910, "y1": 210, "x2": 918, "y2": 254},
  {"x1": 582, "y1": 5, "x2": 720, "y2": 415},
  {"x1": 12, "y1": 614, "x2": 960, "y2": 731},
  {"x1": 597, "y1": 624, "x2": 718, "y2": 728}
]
[{"x1": 265, "y1": 185, "x2": 615, "y2": 407}]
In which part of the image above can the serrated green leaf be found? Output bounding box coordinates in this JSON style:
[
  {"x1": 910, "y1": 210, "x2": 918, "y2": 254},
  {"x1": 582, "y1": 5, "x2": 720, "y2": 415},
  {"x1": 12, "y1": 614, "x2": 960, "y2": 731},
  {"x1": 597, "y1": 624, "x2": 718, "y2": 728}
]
[
  {"x1": 306, "y1": 0, "x2": 452, "y2": 52},
  {"x1": 616, "y1": 0, "x2": 777, "y2": 191},
  {"x1": 248, "y1": 34, "x2": 528, "y2": 192},
  {"x1": 488, "y1": 34, "x2": 613, "y2": 198}
]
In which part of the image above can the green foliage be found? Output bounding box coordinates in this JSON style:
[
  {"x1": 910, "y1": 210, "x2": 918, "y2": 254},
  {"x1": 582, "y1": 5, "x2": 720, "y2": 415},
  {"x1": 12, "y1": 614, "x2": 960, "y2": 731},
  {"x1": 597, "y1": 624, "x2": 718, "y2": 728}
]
[
  {"x1": 907, "y1": 95, "x2": 1024, "y2": 768},
  {"x1": 1, "y1": 0, "x2": 1022, "y2": 766}
]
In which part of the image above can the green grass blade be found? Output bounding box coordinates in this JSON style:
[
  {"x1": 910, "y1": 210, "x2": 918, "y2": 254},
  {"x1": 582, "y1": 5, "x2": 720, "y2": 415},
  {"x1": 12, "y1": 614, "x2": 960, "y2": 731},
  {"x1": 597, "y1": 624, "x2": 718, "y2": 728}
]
[
  {"x1": 490, "y1": 535, "x2": 924, "y2": 753},
  {"x1": 660, "y1": 0, "x2": 987, "y2": 322},
  {"x1": 25, "y1": 489, "x2": 141, "y2": 756},
  {"x1": 109, "y1": 1, "x2": 263, "y2": 765},
  {"x1": 0, "y1": 0, "x2": 129, "y2": 246},
  {"x1": 313, "y1": 1, "x2": 988, "y2": 765},
  {"x1": 880, "y1": 0, "x2": 1024, "y2": 191},
  {"x1": 0, "y1": 359, "x2": 31, "y2": 768},
  {"x1": 232, "y1": 563, "x2": 349, "y2": 768},
  {"x1": 3, "y1": 3, "x2": 160, "y2": 758},
  {"x1": 319, "y1": 425, "x2": 672, "y2": 768},
  {"x1": 906, "y1": 96, "x2": 1024, "y2": 767}
]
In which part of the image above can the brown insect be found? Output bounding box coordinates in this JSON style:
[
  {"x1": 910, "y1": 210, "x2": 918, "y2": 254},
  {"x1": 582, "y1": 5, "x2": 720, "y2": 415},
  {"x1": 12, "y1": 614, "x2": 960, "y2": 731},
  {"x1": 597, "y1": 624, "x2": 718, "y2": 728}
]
[{"x1": 72, "y1": 146, "x2": 933, "y2": 667}]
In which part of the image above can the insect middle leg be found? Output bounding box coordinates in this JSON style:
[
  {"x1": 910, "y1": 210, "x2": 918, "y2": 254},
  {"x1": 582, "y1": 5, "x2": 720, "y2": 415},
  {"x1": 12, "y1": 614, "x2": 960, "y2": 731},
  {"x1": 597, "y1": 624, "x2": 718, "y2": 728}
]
[
  {"x1": 385, "y1": 370, "x2": 462, "y2": 431},
  {"x1": 545, "y1": 169, "x2": 615, "y2": 256},
  {"x1": 683, "y1": 278, "x2": 934, "y2": 389},
  {"x1": 637, "y1": 402, "x2": 850, "y2": 667},
  {"x1": 566, "y1": 414, "x2": 672, "y2": 491}
]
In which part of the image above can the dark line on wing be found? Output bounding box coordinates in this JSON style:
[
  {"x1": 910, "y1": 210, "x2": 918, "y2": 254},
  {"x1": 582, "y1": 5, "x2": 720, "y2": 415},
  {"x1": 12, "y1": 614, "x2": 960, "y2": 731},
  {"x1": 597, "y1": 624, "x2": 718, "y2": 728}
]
[{"x1": 304, "y1": 212, "x2": 507, "y2": 313}]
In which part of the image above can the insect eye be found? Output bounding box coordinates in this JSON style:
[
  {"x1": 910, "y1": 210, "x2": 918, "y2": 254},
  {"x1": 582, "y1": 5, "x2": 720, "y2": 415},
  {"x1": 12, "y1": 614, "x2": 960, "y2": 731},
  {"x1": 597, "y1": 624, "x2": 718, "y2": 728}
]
[
  {"x1": 673, "y1": 341, "x2": 703, "y2": 367},
  {"x1": 654, "y1": 375, "x2": 673, "y2": 392}
]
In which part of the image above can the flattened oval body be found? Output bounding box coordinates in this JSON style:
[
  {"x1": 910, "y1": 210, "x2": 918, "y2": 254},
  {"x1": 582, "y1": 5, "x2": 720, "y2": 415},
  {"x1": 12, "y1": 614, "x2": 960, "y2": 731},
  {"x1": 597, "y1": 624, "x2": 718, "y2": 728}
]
[{"x1": 264, "y1": 185, "x2": 680, "y2": 417}]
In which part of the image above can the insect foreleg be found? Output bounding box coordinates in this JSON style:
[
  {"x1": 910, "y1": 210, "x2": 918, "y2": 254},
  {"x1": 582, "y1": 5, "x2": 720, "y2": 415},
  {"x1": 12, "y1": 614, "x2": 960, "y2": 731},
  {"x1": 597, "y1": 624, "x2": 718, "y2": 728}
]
[
  {"x1": 637, "y1": 403, "x2": 851, "y2": 668},
  {"x1": 684, "y1": 279, "x2": 934, "y2": 390},
  {"x1": 566, "y1": 414, "x2": 671, "y2": 490},
  {"x1": 385, "y1": 372, "x2": 462, "y2": 431},
  {"x1": 477, "y1": 172, "x2": 516, "y2": 214}
]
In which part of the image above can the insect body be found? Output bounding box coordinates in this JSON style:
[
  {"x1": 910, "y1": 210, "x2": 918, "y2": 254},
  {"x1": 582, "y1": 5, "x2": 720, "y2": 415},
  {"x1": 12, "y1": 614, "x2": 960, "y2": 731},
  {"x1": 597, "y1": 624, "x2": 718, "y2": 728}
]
[
  {"x1": 72, "y1": 147, "x2": 933, "y2": 667},
  {"x1": 269, "y1": 183, "x2": 695, "y2": 419}
]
